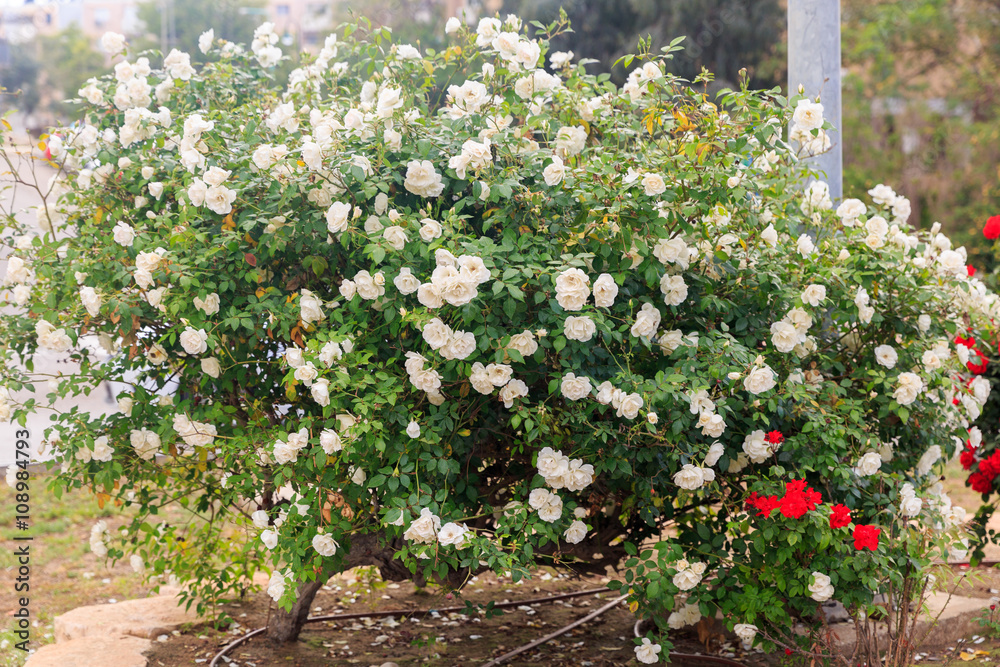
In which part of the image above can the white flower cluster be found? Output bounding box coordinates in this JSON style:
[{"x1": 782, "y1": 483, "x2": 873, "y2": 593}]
[
  {"x1": 273, "y1": 428, "x2": 311, "y2": 465},
  {"x1": 671, "y1": 559, "x2": 707, "y2": 591},
  {"x1": 536, "y1": 447, "x2": 594, "y2": 492},
  {"x1": 172, "y1": 413, "x2": 217, "y2": 450},
  {"x1": 417, "y1": 251, "x2": 491, "y2": 308},
  {"x1": 90, "y1": 520, "x2": 109, "y2": 557},
  {"x1": 402, "y1": 507, "x2": 472, "y2": 548},
  {"x1": 673, "y1": 463, "x2": 716, "y2": 491}
]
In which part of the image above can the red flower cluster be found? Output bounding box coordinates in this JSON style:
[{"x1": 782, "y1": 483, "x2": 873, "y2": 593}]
[
  {"x1": 765, "y1": 430, "x2": 784, "y2": 445},
  {"x1": 746, "y1": 479, "x2": 822, "y2": 520},
  {"x1": 968, "y1": 449, "x2": 1000, "y2": 494},
  {"x1": 829, "y1": 504, "x2": 852, "y2": 529},
  {"x1": 984, "y1": 215, "x2": 1000, "y2": 240},
  {"x1": 853, "y1": 525, "x2": 880, "y2": 551},
  {"x1": 955, "y1": 334, "x2": 990, "y2": 374}
]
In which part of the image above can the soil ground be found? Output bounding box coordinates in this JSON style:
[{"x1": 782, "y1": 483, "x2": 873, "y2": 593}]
[{"x1": 5, "y1": 463, "x2": 1000, "y2": 665}]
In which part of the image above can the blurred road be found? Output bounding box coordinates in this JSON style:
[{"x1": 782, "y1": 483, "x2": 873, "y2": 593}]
[{"x1": 0, "y1": 119, "x2": 118, "y2": 466}]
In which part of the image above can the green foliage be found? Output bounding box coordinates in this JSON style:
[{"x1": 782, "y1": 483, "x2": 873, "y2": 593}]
[{"x1": 0, "y1": 13, "x2": 991, "y2": 657}]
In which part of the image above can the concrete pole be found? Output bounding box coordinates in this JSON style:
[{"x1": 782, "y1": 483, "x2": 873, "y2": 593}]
[{"x1": 787, "y1": 0, "x2": 843, "y2": 201}]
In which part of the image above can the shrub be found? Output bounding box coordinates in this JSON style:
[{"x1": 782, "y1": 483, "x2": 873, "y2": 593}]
[{"x1": 0, "y1": 14, "x2": 991, "y2": 660}]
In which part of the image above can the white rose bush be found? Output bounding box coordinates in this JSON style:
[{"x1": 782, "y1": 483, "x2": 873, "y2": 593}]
[{"x1": 0, "y1": 14, "x2": 995, "y2": 662}]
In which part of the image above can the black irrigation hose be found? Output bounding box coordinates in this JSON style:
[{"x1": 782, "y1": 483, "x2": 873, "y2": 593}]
[{"x1": 209, "y1": 586, "x2": 611, "y2": 666}]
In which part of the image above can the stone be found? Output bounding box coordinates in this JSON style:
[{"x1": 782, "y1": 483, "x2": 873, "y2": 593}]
[
  {"x1": 54, "y1": 594, "x2": 201, "y2": 642},
  {"x1": 828, "y1": 593, "x2": 988, "y2": 652},
  {"x1": 25, "y1": 635, "x2": 151, "y2": 667}
]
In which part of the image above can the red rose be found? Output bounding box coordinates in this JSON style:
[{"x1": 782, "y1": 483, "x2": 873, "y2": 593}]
[
  {"x1": 968, "y1": 350, "x2": 989, "y2": 375},
  {"x1": 955, "y1": 334, "x2": 976, "y2": 349},
  {"x1": 765, "y1": 430, "x2": 784, "y2": 445},
  {"x1": 779, "y1": 492, "x2": 809, "y2": 519},
  {"x1": 970, "y1": 471, "x2": 994, "y2": 494},
  {"x1": 960, "y1": 448, "x2": 977, "y2": 471},
  {"x1": 754, "y1": 495, "x2": 780, "y2": 518},
  {"x1": 853, "y1": 524, "x2": 880, "y2": 551},
  {"x1": 968, "y1": 265, "x2": 976, "y2": 277},
  {"x1": 829, "y1": 504, "x2": 851, "y2": 529},
  {"x1": 984, "y1": 215, "x2": 1000, "y2": 240}
]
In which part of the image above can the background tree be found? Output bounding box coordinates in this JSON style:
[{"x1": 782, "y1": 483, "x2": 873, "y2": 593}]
[
  {"x1": 499, "y1": 0, "x2": 784, "y2": 89},
  {"x1": 0, "y1": 45, "x2": 42, "y2": 116},
  {"x1": 136, "y1": 0, "x2": 266, "y2": 58}
]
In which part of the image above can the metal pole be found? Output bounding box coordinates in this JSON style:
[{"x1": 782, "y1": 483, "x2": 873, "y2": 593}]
[{"x1": 787, "y1": 0, "x2": 843, "y2": 201}]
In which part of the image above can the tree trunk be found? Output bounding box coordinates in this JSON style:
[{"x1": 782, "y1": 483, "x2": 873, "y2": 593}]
[{"x1": 266, "y1": 577, "x2": 325, "y2": 644}]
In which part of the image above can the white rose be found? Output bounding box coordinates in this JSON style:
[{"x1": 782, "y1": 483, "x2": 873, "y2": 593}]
[
  {"x1": 875, "y1": 344, "x2": 897, "y2": 369},
  {"x1": 507, "y1": 330, "x2": 538, "y2": 357},
  {"x1": 563, "y1": 316, "x2": 596, "y2": 342},
  {"x1": 554, "y1": 268, "x2": 590, "y2": 311},
  {"x1": 193, "y1": 293, "x2": 220, "y2": 315},
  {"x1": 560, "y1": 373, "x2": 592, "y2": 401},
  {"x1": 641, "y1": 173, "x2": 667, "y2": 196},
  {"x1": 660, "y1": 274, "x2": 688, "y2": 307},
  {"x1": 101, "y1": 31, "x2": 127, "y2": 54},
  {"x1": 499, "y1": 378, "x2": 529, "y2": 408},
  {"x1": 630, "y1": 302, "x2": 661, "y2": 338},
  {"x1": 326, "y1": 201, "x2": 351, "y2": 234},
  {"x1": 616, "y1": 393, "x2": 643, "y2": 420},
  {"x1": 113, "y1": 221, "x2": 135, "y2": 247},
  {"x1": 801, "y1": 284, "x2": 827, "y2": 307},
  {"x1": 300, "y1": 289, "x2": 325, "y2": 323},
  {"x1": 901, "y1": 495, "x2": 923, "y2": 517},
  {"x1": 437, "y1": 522, "x2": 471, "y2": 548},
  {"x1": 404, "y1": 160, "x2": 445, "y2": 198},
  {"x1": 809, "y1": 572, "x2": 835, "y2": 602},
  {"x1": 770, "y1": 320, "x2": 800, "y2": 353},
  {"x1": 893, "y1": 372, "x2": 923, "y2": 406},
  {"x1": 383, "y1": 225, "x2": 408, "y2": 250},
  {"x1": 261, "y1": 529, "x2": 278, "y2": 550},
  {"x1": 422, "y1": 318, "x2": 453, "y2": 350},
  {"x1": 742, "y1": 430, "x2": 773, "y2": 463},
  {"x1": 673, "y1": 463, "x2": 705, "y2": 490},
  {"x1": 393, "y1": 268, "x2": 421, "y2": 295},
  {"x1": 563, "y1": 520, "x2": 587, "y2": 544},
  {"x1": 704, "y1": 442, "x2": 725, "y2": 467},
  {"x1": 635, "y1": 638, "x2": 662, "y2": 664},
  {"x1": 854, "y1": 452, "x2": 882, "y2": 477},
  {"x1": 743, "y1": 365, "x2": 776, "y2": 395},
  {"x1": 406, "y1": 420, "x2": 421, "y2": 438},
  {"x1": 792, "y1": 99, "x2": 824, "y2": 131},
  {"x1": 419, "y1": 218, "x2": 443, "y2": 241},
  {"x1": 201, "y1": 357, "x2": 221, "y2": 378},
  {"x1": 543, "y1": 155, "x2": 565, "y2": 186},
  {"x1": 734, "y1": 624, "x2": 757, "y2": 643},
  {"x1": 403, "y1": 507, "x2": 441, "y2": 544},
  {"x1": 592, "y1": 273, "x2": 618, "y2": 307},
  {"x1": 312, "y1": 533, "x2": 339, "y2": 556},
  {"x1": 266, "y1": 570, "x2": 286, "y2": 602},
  {"x1": 179, "y1": 327, "x2": 208, "y2": 355}
]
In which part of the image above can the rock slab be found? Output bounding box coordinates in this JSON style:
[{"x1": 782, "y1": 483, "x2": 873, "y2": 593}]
[
  {"x1": 24, "y1": 635, "x2": 152, "y2": 667},
  {"x1": 54, "y1": 594, "x2": 200, "y2": 642}
]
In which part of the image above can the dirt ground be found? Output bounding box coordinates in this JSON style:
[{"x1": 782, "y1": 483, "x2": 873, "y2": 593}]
[{"x1": 7, "y1": 474, "x2": 1000, "y2": 666}]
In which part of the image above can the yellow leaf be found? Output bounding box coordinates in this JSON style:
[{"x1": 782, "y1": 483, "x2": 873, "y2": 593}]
[
  {"x1": 1, "y1": 118, "x2": 11, "y2": 132},
  {"x1": 423, "y1": 60, "x2": 434, "y2": 76},
  {"x1": 458, "y1": 429, "x2": 471, "y2": 437},
  {"x1": 628, "y1": 601, "x2": 639, "y2": 613},
  {"x1": 37, "y1": 141, "x2": 47, "y2": 151},
  {"x1": 96, "y1": 492, "x2": 110, "y2": 509},
  {"x1": 222, "y1": 212, "x2": 235, "y2": 231},
  {"x1": 959, "y1": 652, "x2": 975, "y2": 661},
  {"x1": 94, "y1": 208, "x2": 104, "y2": 224}
]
